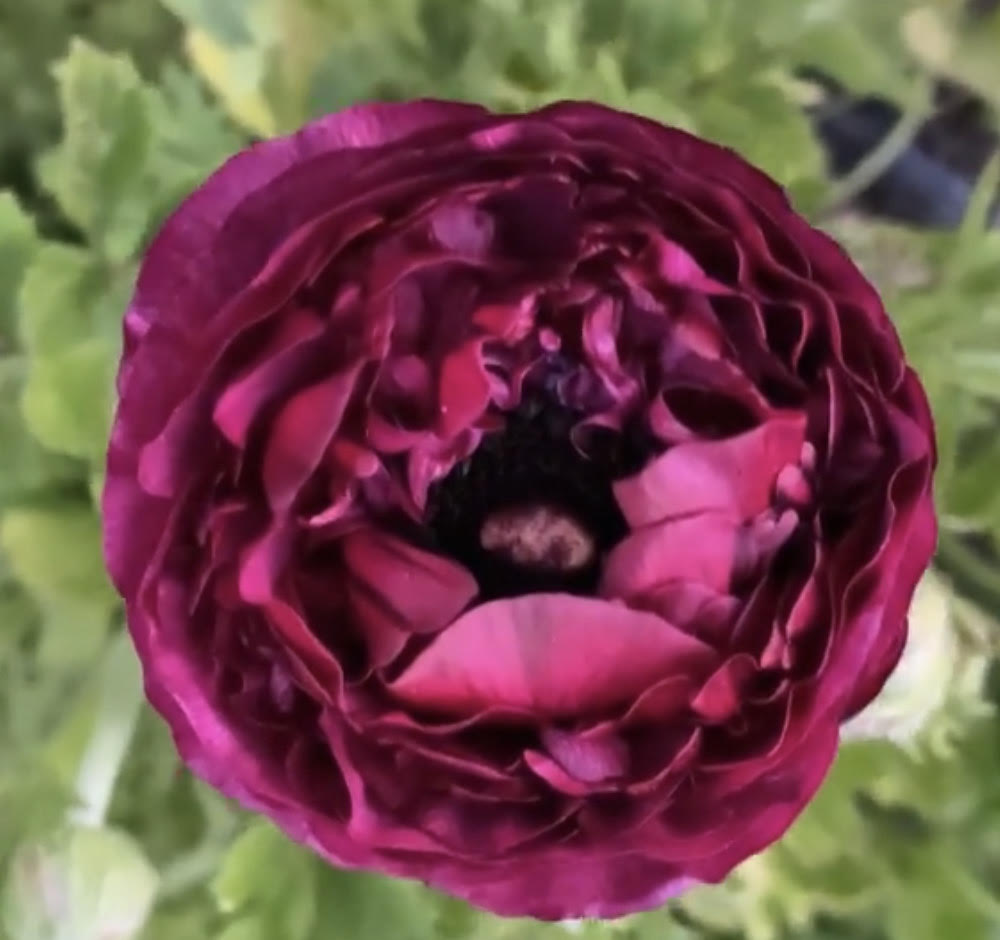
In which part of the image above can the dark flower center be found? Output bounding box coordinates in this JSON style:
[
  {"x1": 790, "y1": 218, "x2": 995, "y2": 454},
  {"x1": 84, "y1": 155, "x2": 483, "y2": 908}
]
[{"x1": 426, "y1": 393, "x2": 650, "y2": 600}]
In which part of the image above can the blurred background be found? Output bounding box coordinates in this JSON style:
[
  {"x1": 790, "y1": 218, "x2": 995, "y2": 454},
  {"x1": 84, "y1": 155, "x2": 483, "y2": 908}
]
[{"x1": 2, "y1": 0, "x2": 1000, "y2": 937}]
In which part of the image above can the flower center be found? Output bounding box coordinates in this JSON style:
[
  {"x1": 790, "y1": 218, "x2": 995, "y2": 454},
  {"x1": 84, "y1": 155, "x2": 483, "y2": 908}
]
[
  {"x1": 426, "y1": 395, "x2": 648, "y2": 600},
  {"x1": 480, "y1": 502, "x2": 597, "y2": 573}
]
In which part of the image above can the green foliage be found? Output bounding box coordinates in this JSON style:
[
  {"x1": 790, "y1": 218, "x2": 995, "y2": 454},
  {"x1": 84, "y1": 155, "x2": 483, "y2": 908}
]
[
  {"x1": 3, "y1": 824, "x2": 159, "y2": 940},
  {"x1": 1, "y1": 2, "x2": 1000, "y2": 940},
  {"x1": 0, "y1": 504, "x2": 117, "y2": 667},
  {"x1": 0, "y1": 0, "x2": 181, "y2": 236}
]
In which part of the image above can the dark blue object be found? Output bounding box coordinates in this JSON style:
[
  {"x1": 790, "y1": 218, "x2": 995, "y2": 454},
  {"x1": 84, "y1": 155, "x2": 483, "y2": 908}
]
[{"x1": 807, "y1": 74, "x2": 999, "y2": 228}]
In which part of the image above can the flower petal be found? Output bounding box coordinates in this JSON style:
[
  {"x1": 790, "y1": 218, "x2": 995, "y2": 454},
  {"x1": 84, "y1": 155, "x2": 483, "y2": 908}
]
[
  {"x1": 437, "y1": 339, "x2": 492, "y2": 438},
  {"x1": 341, "y1": 529, "x2": 478, "y2": 633},
  {"x1": 130, "y1": 101, "x2": 489, "y2": 338},
  {"x1": 389, "y1": 594, "x2": 716, "y2": 719},
  {"x1": 262, "y1": 366, "x2": 361, "y2": 512},
  {"x1": 213, "y1": 308, "x2": 326, "y2": 447},
  {"x1": 613, "y1": 412, "x2": 807, "y2": 527},
  {"x1": 601, "y1": 513, "x2": 738, "y2": 600}
]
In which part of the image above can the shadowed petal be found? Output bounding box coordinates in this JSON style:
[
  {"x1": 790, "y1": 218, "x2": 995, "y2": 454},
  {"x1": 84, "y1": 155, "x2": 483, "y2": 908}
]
[
  {"x1": 342, "y1": 528, "x2": 479, "y2": 634},
  {"x1": 129, "y1": 101, "x2": 490, "y2": 338},
  {"x1": 262, "y1": 366, "x2": 361, "y2": 512},
  {"x1": 437, "y1": 339, "x2": 492, "y2": 438},
  {"x1": 213, "y1": 309, "x2": 327, "y2": 447}
]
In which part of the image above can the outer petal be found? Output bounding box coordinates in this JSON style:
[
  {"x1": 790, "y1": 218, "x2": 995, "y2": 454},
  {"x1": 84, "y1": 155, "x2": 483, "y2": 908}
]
[
  {"x1": 127, "y1": 101, "x2": 489, "y2": 340},
  {"x1": 538, "y1": 101, "x2": 793, "y2": 217},
  {"x1": 341, "y1": 528, "x2": 479, "y2": 633}
]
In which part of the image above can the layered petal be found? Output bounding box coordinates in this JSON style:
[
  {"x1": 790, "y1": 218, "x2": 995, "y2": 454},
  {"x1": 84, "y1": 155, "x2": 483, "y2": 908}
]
[
  {"x1": 104, "y1": 96, "x2": 936, "y2": 922},
  {"x1": 389, "y1": 594, "x2": 717, "y2": 718}
]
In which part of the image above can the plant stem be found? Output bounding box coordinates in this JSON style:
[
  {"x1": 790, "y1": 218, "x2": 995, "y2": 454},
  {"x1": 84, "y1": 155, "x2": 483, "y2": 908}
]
[{"x1": 68, "y1": 628, "x2": 144, "y2": 828}]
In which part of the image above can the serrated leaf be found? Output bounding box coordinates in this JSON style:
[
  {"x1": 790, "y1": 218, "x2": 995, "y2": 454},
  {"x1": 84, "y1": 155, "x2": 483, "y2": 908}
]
[
  {"x1": 695, "y1": 79, "x2": 825, "y2": 191},
  {"x1": 145, "y1": 64, "x2": 244, "y2": 205},
  {"x1": 41, "y1": 41, "x2": 153, "y2": 257},
  {"x1": 213, "y1": 822, "x2": 315, "y2": 940},
  {"x1": 0, "y1": 192, "x2": 38, "y2": 348},
  {"x1": 18, "y1": 244, "x2": 114, "y2": 355},
  {"x1": 159, "y1": 0, "x2": 257, "y2": 45},
  {"x1": 0, "y1": 357, "x2": 81, "y2": 506},
  {"x1": 0, "y1": 504, "x2": 117, "y2": 667},
  {"x1": 943, "y1": 432, "x2": 1000, "y2": 521},
  {"x1": 143, "y1": 903, "x2": 217, "y2": 940},
  {"x1": 431, "y1": 896, "x2": 483, "y2": 939},
  {"x1": 184, "y1": 29, "x2": 276, "y2": 136},
  {"x1": 883, "y1": 854, "x2": 995, "y2": 940},
  {"x1": 309, "y1": 867, "x2": 438, "y2": 940},
  {"x1": 792, "y1": 11, "x2": 920, "y2": 101},
  {"x1": 21, "y1": 337, "x2": 117, "y2": 462},
  {"x1": 951, "y1": 350, "x2": 1000, "y2": 400}
]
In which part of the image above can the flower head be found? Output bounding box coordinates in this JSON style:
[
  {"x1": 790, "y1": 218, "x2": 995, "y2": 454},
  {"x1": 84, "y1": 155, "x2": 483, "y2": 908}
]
[{"x1": 104, "y1": 101, "x2": 936, "y2": 920}]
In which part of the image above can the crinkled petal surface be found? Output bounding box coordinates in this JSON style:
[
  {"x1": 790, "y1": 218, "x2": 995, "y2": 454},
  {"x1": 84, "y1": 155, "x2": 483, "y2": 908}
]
[{"x1": 104, "y1": 99, "x2": 936, "y2": 921}]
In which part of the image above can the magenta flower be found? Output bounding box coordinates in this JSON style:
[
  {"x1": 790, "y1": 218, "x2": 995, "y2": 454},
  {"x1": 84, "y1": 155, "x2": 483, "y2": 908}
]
[{"x1": 103, "y1": 101, "x2": 936, "y2": 920}]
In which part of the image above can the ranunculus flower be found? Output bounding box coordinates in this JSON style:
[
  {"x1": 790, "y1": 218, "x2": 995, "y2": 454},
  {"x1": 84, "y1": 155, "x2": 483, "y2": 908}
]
[{"x1": 103, "y1": 101, "x2": 936, "y2": 920}]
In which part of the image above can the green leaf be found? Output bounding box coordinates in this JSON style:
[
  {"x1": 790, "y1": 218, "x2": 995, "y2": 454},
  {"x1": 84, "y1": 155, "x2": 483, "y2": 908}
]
[
  {"x1": 0, "y1": 357, "x2": 81, "y2": 506},
  {"x1": 308, "y1": 867, "x2": 438, "y2": 940},
  {"x1": 18, "y1": 244, "x2": 113, "y2": 355},
  {"x1": 213, "y1": 822, "x2": 316, "y2": 940},
  {"x1": 21, "y1": 336, "x2": 117, "y2": 462},
  {"x1": 792, "y1": 8, "x2": 921, "y2": 101},
  {"x1": 883, "y1": 855, "x2": 996, "y2": 940},
  {"x1": 0, "y1": 192, "x2": 38, "y2": 348},
  {"x1": 40, "y1": 40, "x2": 153, "y2": 258},
  {"x1": 146, "y1": 64, "x2": 244, "y2": 194},
  {"x1": 431, "y1": 896, "x2": 483, "y2": 939},
  {"x1": 215, "y1": 917, "x2": 268, "y2": 940},
  {"x1": 0, "y1": 503, "x2": 117, "y2": 668},
  {"x1": 159, "y1": 0, "x2": 258, "y2": 46},
  {"x1": 690, "y1": 79, "x2": 826, "y2": 191},
  {"x1": 950, "y1": 350, "x2": 1000, "y2": 401},
  {"x1": 943, "y1": 432, "x2": 1000, "y2": 522}
]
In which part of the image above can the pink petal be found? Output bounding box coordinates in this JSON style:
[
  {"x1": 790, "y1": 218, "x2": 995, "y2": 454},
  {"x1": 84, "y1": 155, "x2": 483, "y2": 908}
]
[
  {"x1": 542, "y1": 726, "x2": 629, "y2": 783},
  {"x1": 430, "y1": 202, "x2": 494, "y2": 256},
  {"x1": 690, "y1": 653, "x2": 758, "y2": 722},
  {"x1": 262, "y1": 366, "x2": 360, "y2": 512},
  {"x1": 540, "y1": 101, "x2": 793, "y2": 218},
  {"x1": 389, "y1": 593, "x2": 716, "y2": 719},
  {"x1": 437, "y1": 339, "x2": 492, "y2": 438},
  {"x1": 341, "y1": 529, "x2": 478, "y2": 633},
  {"x1": 601, "y1": 513, "x2": 738, "y2": 600},
  {"x1": 524, "y1": 728, "x2": 628, "y2": 796},
  {"x1": 633, "y1": 579, "x2": 740, "y2": 647},
  {"x1": 213, "y1": 309, "x2": 326, "y2": 447},
  {"x1": 613, "y1": 412, "x2": 807, "y2": 527},
  {"x1": 130, "y1": 101, "x2": 489, "y2": 339},
  {"x1": 343, "y1": 583, "x2": 410, "y2": 668}
]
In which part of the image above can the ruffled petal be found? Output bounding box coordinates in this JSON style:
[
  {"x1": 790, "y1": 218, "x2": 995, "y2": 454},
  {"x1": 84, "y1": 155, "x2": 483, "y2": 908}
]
[
  {"x1": 341, "y1": 528, "x2": 478, "y2": 633},
  {"x1": 601, "y1": 513, "x2": 738, "y2": 599},
  {"x1": 613, "y1": 412, "x2": 807, "y2": 526}
]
